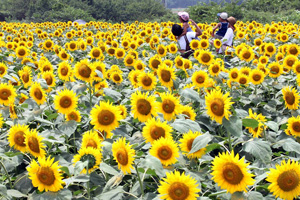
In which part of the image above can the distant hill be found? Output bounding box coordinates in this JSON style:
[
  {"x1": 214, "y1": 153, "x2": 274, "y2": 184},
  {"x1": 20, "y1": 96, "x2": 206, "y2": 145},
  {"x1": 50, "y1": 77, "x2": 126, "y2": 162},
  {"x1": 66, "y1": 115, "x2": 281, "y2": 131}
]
[{"x1": 167, "y1": 0, "x2": 244, "y2": 9}]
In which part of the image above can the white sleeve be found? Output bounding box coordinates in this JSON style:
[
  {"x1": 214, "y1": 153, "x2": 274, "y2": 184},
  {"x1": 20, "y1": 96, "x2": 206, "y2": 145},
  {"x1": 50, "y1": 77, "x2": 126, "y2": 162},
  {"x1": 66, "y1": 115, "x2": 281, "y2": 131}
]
[
  {"x1": 221, "y1": 28, "x2": 233, "y2": 46},
  {"x1": 187, "y1": 32, "x2": 196, "y2": 41}
]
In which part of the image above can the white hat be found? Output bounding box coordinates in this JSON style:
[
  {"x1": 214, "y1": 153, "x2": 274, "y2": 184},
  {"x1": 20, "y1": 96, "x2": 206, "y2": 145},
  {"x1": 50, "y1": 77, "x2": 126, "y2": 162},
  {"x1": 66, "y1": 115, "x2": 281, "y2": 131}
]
[{"x1": 219, "y1": 12, "x2": 228, "y2": 20}]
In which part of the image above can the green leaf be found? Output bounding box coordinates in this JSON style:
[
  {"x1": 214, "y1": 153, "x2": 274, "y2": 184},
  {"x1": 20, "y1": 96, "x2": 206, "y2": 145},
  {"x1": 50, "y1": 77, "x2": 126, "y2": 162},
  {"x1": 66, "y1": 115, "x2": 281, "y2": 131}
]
[
  {"x1": 189, "y1": 132, "x2": 212, "y2": 154},
  {"x1": 0, "y1": 184, "x2": 7, "y2": 197},
  {"x1": 7, "y1": 190, "x2": 28, "y2": 198},
  {"x1": 171, "y1": 118, "x2": 201, "y2": 133},
  {"x1": 243, "y1": 139, "x2": 272, "y2": 164},
  {"x1": 100, "y1": 162, "x2": 119, "y2": 175},
  {"x1": 242, "y1": 118, "x2": 259, "y2": 128},
  {"x1": 139, "y1": 155, "x2": 165, "y2": 178},
  {"x1": 231, "y1": 192, "x2": 247, "y2": 200},
  {"x1": 57, "y1": 120, "x2": 77, "y2": 137},
  {"x1": 223, "y1": 116, "x2": 243, "y2": 137},
  {"x1": 273, "y1": 138, "x2": 300, "y2": 154},
  {"x1": 29, "y1": 189, "x2": 72, "y2": 200},
  {"x1": 205, "y1": 143, "x2": 221, "y2": 153},
  {"x1": 247, "y1": 191, "x2": 264, "y2": 200},
  {"x1": 97, "y1": 186, "x2": 123, "y2": 200},
  {"x1": 103, "y1": 88, "x2": 122, "y2": 102},
  {"x1": 265, "y1": 121, "x2": 278, "y2": 132},
  {"x1": 180, "y1": 88, "x2": 201, "y2": 103},
  {"x1": 47, "y1": 113, "x2": 59, "y2": 120}
]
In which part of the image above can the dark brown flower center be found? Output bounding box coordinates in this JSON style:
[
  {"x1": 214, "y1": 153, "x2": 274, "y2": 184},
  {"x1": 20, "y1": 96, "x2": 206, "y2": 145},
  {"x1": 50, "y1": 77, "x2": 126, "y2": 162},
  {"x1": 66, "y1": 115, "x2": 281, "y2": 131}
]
[
  {"x1": 92, "y1": 49, "x2": 101, "y2": 58},
  {"x1": 79, "y1": 64, "x2": 91, "y2": 78},
  {"x1": 59, "y1": 96, "x2": 72, "y2": 108},
  {"x1": 113, "y1": 74, "x2": 121, "y2": 81},
  {"x1": 292, "y1": 122, "x2": 300, "y2": 132},
  {"x1": 277, "y1": 170, "x2": 300, "y2": 192},
  {"x1": 86, "y1": 139, "x2": 97, "y2": 149},
  {"x1": 27, "y1": 136, "x2": 40, "y2": 153},
  {"x1": 239, "y1": 77, "x2": 247, "y2": 84},
  {"x1": 116, "y1": 148, "x2": 128, "y2": 165},
  {"x1": 243, "y1": 52, "x2": 251, "y2": 59},
  {"x1": 285, "y1": 91, "x2": 295, "y2": 105},
  {"x1": 223, "y1": 163, "x2": 244, "y2": 185},
  {"x1": 38, "y1": 167, "x2": 55, "y2": 186},
  {"x1": 137, "y1": 99, "x2": 151, "y2": 115},
  {"x1": 126, "y1": 57, "x2": 134, "y2": 65},
  {"x1": 168, "y1": 182, "x2": 189, "y2": 200},
  {"x1": 151, "y1": 59, "x2": 160, "y2": 69},
  {"x1": 0, "y1": 67, "x2": 5, "y2": 75},
  {"x1": 182, "y1": 111, "x2": 191, "y2": 119},
  {"x1": 271, "y1": 66, "x2": 279, "y2": 74},
  {"x1": 142, "y1": 76, "x2": 152, "y2": 87},
  {"x1": 98, "y1": 110, "x2": 115, "y2": 125},
  {"x1": 34, "y1": 89, "x2": 43, "y2": 100},
  {"x1": 210, "y1": 98, "x2": 224, "y2": 116},
  {"x1": 18, "y1": 49, "x2": 26, "y2": 57},
  {"x1": 161, "y1": 70, "x2": 171, "y2": 82},
  {"x1": 157, "y1": 146, "x2": 172, "y2": 160},
  {"x1": 196, "y1": 75, "x2": 205, "y2": 84},
  {"x1": 253, "y1": 74, "x2": 261, "y2": 81},
  {"x1": 212, "y1": 65, "x2": 219, "y2": 73},
  {"x1": 201, "y1": 53, "x2": 211, "y2": 63},
  {"x1": 267, "y1": 46, "x2": 274, "y2": 53},
  {"x1": 0, "y1": 89, "x2": 11, "y2": 100},
  {"x1": 231, "y1": 72, "x2": 238, "y2": 79},
  {"x1": 68, "y1": 112, "x2": 78, "y2": 121},
  {"x1": 22, "y1": 73, "x2": 30, "y2": 83},
  {"x1": 150, "y1": 126, "x2": 165, "y2": 140},
  {"x1": 289, "y1": 47, "x2": 298, "y2": 55},
  {"x1": 14, "y1": 131, "x2": 26, "y2": 146},
  {"x1": 187, "y1": 139, "x2": 194, "y2": 151},
  {"x1": 162, "y1": 100, "x2": 175, "y2": 114},
  {"x1": 45, "y1": 75, "x2": 53, "y2": 85}
]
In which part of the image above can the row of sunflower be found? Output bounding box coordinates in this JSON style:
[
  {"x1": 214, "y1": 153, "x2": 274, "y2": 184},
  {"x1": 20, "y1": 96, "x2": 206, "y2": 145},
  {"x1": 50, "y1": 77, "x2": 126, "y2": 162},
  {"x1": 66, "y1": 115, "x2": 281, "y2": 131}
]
[{"x1": 0, "y1": 19, "x2": 300, "y2": 200}]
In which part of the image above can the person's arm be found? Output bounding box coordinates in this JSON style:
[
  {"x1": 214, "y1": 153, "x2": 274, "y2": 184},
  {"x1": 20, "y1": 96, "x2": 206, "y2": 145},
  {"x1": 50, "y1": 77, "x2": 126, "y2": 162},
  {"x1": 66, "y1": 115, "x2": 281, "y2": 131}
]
[
  {"x1": 211, "y1": 23, "x2": 221, "y2": 37},
  {"x1": 190, "y1": 19, "x2": 202, "y2": 37},
  {"x1": 179, "y1": 23, "x2": 188, "y2": 38},
  {"x1": 221, "y1": 27, "x2": 233, "y2": 46}
]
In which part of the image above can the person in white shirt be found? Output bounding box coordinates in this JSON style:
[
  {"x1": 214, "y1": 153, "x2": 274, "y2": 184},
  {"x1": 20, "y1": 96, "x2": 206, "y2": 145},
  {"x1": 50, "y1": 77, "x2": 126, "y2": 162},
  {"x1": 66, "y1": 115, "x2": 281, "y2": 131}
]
[
  {"x1": 218, "y1": 16, "x2": 236, "y2": 54},
  {"x1": 171, "y1": 19, "x2": 202, "y2": 57}
]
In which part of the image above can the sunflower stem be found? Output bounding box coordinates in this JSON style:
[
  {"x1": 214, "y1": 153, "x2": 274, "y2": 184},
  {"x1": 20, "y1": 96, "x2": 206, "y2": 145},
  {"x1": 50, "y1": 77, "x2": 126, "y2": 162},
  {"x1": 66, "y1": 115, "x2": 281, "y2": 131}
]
[
  {"x1": 134, "y1": 163, "x2": 144, "y2": 197},
  {"x1": 227, "y1": 129, "x2": 232, "y2": 151},
  {"x1": 86, "y1": 162, "x2": 91, "y2": 200},
  {"x1": 0, "y1": 160, "x2": 13, "y2": 189}
]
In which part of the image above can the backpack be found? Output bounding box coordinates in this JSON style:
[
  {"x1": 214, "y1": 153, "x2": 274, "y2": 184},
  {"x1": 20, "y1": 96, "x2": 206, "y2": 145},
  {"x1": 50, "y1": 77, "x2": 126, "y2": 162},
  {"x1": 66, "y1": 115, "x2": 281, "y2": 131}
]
[{"x1": 181, "y1": 35, "x2": 194, "y2": 59}]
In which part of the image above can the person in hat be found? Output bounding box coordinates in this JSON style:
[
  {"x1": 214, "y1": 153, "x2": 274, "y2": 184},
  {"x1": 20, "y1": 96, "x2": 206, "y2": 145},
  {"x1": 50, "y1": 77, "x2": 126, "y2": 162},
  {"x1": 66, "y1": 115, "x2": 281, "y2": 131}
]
[
  {"x1": 171, "y1": 19, "x2": 202, "y2": 58},
  {"x1": 211, "y1": 12, "x2": 228, "y2": 39},
  {"x1": 177, "y1": 12, "x2": 192, "y2": 39},
  {"x1": 218, "y1": 16, "x2": 236, "y2": 54}
]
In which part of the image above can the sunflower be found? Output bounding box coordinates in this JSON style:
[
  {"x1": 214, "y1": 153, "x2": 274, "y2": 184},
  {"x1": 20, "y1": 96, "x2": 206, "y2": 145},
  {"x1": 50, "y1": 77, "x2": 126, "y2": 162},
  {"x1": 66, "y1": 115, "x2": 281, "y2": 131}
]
[
  {"x1": 266, "y1": 159, "x2": 300, "y2": 200},
  {"x1": 158, "y1": 170, "x2": 200, "y2": 200},
  {"x1": 74, "y1": 59, "x2": 95, "y2": 82},
  {"x1": 149, "y1": 137, "x2": 179, "y2": 166},
  {"x1": 282, "y1": 86, "x2": 300, "y2": 110},
  {"x1": 15, "y1": 46, "x2": 28, "y2": 58},
  {"x1": 259, "y1": 55, "x2": 269, "y2": 65},
  {"x1": 209, "y1": 62, "x2": 221, "y2": 77},
  {"x1": 42, "y1": 71, "x2": 56, "y2": 90},
  {"x1": 27, "y1": 156, "x2": 64, "y2": 192},
  {"x1": 137, "y1": 71, "x2": 157, "y2": 91},
  {"x1": 110, "y1": 72, "x2": 123, "y2": 84},
  {"x1": 158, "y1": 92, "x2": 181, "y2": 121},
  {"x1": 25, "y1": 129, "x2": 46, "y2": 158},
  {"x1": 228, "y1": 68, "x2": 239, "y2": 82},
  {"x1": 249, "y1": 69, "x2": 265, "y2": 85},
  {"x1": 199, "y1": 39, "x2": 209, "y2": 49},
  {"x1": 238, "y1": 74, "x2": 249, "y2": 85},
  {"x1": 65, "y1": 110, "x2": 81, "y2": 122},
  {"x1": 189, "y1": 39, "x2": 200, "y2": 50},
  {"x1": 149, "y1": 54, "x2": 162, "y2": 70},
  {"x1": 0, "y1": 62, "x2": 8, "y2": 78},
  {"x1": 89, "y1": 47, "x2": 103, "y2": 59},
  {"x1": 205, "y1": 89, "x2": 234, "y2": 124},
  {"x1": 30, "y1": 82, "x2": 47, "y2": 105},
  {"x1": 54, "y1": 89, "x2": 78, "y2": 114},
  {"x1": 115, "y1": 48, "x2": 125, "y2": 59},
  {"x1": 58, "y1": 49, "x2": 70, "y2": 61},
  {"x1": 57, "y1": 62, "x2": 72, "y2": 81},
  {"x1": 131, "y1": 91, "x2": 158, "y2": 122},
  {"x1": 81, "y1": 130, "x2": 102, "y2": 150},
  {"x1": 93, "y1": 61, "x2": 106, "y2": 81},
  {"x1": 18, "y1": 66, "x2": 32, "y2": 89},
  {"x1": 112, "y1": 137, "x2": 135, "y2": 174},
  {"x1": 180, "y1": 130, "x2": 206, "y2": 159},
  {"x1": 180, "y1": 105, "x2": 196, "y2": 121},
  {"x1": 157, "y1": 44, "x2": 167, "y2": 57},
  {"x1": 283, "y1": 54, "x2": 297, "y2": 69},
  {"x1": 40, "y1": 60, "x2": 53, "y2": 73},
  {"x1": 287, "y1": 116, "x2": 300, "y2": 137},
  {"x1": 168, "y1": 43, "x2": 178, "y2": 54},
  {"x1": 142, "y1": 117, "x2": 173, "y2": 144},
  {"x1": 254, "y1": 38, "x2": 263, "y2": 46},
  {"x1": 246, "y1": 109, "x2": 267, "y2": 138},
  {"x1": 287, "y1": 44, "x2": 300, "y2": 56},
  {"x1": 211, "y1": 151, "x2": 255, "y2": 194},
  {"x1": 197, "y1": 50, "x2": 214, "y2": 66},
  {"x1": 268, "y1": 62, "x2": 283, "y2": 78},
  {"x1": 128, "y1": 70, "x2": 141, "y2": 88},
  {"x1": 264, "y1": 43, "x2": 276, "y2": 55},
  {"x1": 133, "y1": 60, "x2": 145, "y2": 71},
  {"x1": 0, "y1": 83, "x2": 17, "y2": 106},
  {"x1": 19, "y1": 93, "x2": 28, "y2": 104},
  {"x1": 214, "y1": 39, "x2": 222, "y2": 49},
  {"x1": 157, "y1": 64, "x2": 176, "y2": 88},
  {"x1": 43, "y1": 39, "x2": 53, "y2": 50},
  {"x1": 241, "y1": 67, "x2": 251, "y2": 76},
  {"x1": 191, "y1": 70, "x2": 209, "y2": 88},
  {"x1": 90, "y1": 101, "x2": 122, "y2": 132},
  {"x1": 73, "y1": 147, "x2": 102, "y2": 174},
  {"x1": 174, "y1": 55, "x2": 184, "y2": 69},
  {"x1": 124, "y1": 54, "x2": 135, "y2": 67},
  {"x1": 239, "y1": 48, "x2": 254, "y2": 62},
  {"x1": 8, "y1": 124, "x2": 29, "y2": 153}
]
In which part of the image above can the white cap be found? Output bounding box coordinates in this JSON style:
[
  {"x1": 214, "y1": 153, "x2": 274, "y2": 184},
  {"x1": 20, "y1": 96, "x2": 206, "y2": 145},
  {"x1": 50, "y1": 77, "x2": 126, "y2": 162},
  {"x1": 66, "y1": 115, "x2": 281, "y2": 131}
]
[{"x1": 219, "y1": 12, "x2": 228, "y2": 20}]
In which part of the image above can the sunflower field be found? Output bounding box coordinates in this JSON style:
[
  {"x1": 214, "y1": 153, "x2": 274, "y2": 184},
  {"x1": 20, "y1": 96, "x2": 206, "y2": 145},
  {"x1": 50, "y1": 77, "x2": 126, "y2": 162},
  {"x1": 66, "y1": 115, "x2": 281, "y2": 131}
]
[{"x1": 1, "y1": 19, "x2": 300, "y2": 200}]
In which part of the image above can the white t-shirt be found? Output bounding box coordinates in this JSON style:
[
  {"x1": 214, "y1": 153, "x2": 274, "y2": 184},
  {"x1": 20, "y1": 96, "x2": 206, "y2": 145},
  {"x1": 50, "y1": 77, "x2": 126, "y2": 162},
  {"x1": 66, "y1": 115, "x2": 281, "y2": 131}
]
[
  {"x1": 218, "y1": 27, "x2": 234, "y2": 53},
  {"x1": 178, "y1": 32, "x2": 196, "y2": 50}
]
